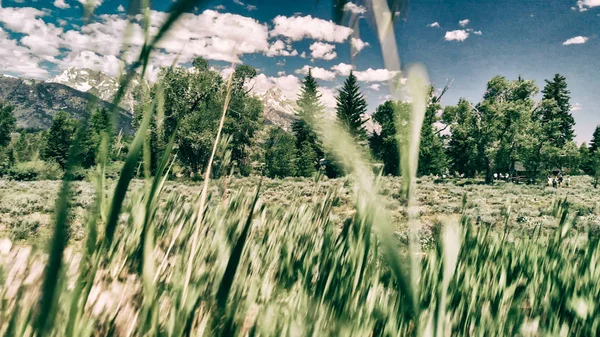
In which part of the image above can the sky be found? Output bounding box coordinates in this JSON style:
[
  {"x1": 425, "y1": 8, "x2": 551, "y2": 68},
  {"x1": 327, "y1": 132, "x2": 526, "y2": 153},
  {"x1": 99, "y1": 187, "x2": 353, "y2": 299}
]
[{"x1": 0, "y1": 0, "x2": 598, "y2": 143}]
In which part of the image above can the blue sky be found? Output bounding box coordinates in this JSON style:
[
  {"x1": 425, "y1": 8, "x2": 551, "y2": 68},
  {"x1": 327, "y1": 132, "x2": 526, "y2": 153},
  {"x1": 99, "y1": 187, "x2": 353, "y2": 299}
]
[{"x1": 0, "y1": 0, "x2": 598, "y2": 143}]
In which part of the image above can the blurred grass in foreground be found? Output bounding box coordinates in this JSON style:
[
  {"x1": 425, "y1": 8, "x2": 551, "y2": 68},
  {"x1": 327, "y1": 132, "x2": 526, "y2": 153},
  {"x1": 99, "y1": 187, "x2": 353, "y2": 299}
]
[{"x1": 1, "y1": 0, "x2": 600, "y2": 336}]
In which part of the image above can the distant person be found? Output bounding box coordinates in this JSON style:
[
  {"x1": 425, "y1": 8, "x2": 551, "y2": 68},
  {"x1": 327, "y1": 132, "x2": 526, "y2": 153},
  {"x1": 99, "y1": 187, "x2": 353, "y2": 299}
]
[
  {"x1": 566, "y1": 176, "x2": 571, "y2": 187},
  {"x1": 548, "y1": 176, "x2": 552, "y2": 186},
  {"x1": 558, "y1": 173, "x2": 563, "y2": 187},
  {"x1": 553, "y1": 178, "x2": 558, "y2": 188},
  {"x1": 494, "y1": 173, "x2": 498, "y2": 180}
]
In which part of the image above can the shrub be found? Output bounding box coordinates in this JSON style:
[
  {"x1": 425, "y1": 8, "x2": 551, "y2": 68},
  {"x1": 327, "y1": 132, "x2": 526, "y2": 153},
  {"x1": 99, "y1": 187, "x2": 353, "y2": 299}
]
[
  {"x1": 10, "y1": 220, "x2": 40, "y2": 241},
  {"x1": 6, "y1": 161, "x2": 63, "y2": 181}
]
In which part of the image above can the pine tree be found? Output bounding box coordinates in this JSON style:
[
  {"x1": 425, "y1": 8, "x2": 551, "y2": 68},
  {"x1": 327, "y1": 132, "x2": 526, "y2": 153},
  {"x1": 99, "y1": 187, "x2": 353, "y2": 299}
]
[
  {"x1": 418, "y1": 88, "x2": 448, "y2": 176},
  {"x1": 590, "y1": 125, "x2": 600, "y2": 153},
  {"x1": 296, "y1": 140, "x2": 317, "y2": 177},
  {"x1": 335, "y1": 71, "x2": 368, "y2": 140},
  {"x1": 292, "y1": 69, "x2": 325, "y2": 173},
  {"x1": 0, "y1": 101, "x2": 16, "y2": 148},
  {"x1": 541, "y1": 74, "x2": 575, "y2": 147},
  {"x1": 42, "y1": 111, "x2": 76, "y2": 169},
  {"x1": 264, "y1": 127, "x2": 297, "y2": 178}
]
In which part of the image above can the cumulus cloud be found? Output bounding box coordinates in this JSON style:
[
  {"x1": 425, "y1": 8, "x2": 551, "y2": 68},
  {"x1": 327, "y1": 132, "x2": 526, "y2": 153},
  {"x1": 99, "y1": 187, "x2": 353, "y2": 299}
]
[
  {"x1": 445, "y1": 30, "x2": 469, "y2": 41},
  {"x1": 295, "y1": 65, "x2": 336, "y2": 80},
  {"x1": 571, "y1": 103, "x2": 582, "y2": 111},
  {"x1": 576, "y1": 0, "x2": 600, "y2": 11},
  {"x1": 354, "y1": 68, "x2": 399, "y2": 82},
  {"x1": 117, "y1": 4, "x2": 125, "y2": 12},
  {"x1": 563, "y1": 36, "x2": 589, "y2": 45},
  {"x1": 59, "y1": 50, "x2": 124, "y2": 76},
  {"x1": 309, "y1": 42, "x2": 337, "y2": 60},
  {"x1": 331, "y1": 62, "x2": 354, "y2": 76},
  {"x1": 249, "y1": 73, "x2": 301, "y2": 100},
  {"x1": 318, "y1": 86, "x2": 337, "y2": 110},
  {"x1": 270, "y1": 15, "x2": 353, "y2": 42},
  {"x1": 54, "y1": 0, "x2": 71, "y2": 9},
  {"x1": 473, "y1": 30, "x2": 482, "y2": 35},
  {"x1": 427, "y1": 22, "x2": 440, "y2": 28},
  {"x1": 369, "y1": 84, "x2": 381, "y2": 91},
  {"x1": 77, "y1": 0, "x2": 103, "y2": 7},
  {"x1": 265, "y1": 40, "x2": 298, "y2": 57},
  {"x1": 343, "y1": 2, "x2": 367, "y2": 14},
  {"x1": 0, "y1": 6, "x2": 64, "y2": 57},
  {"x1": 0, "y1": 28, "x2": 48, "y2": 78},
  {"x1": 351, "y1": 37, "x2": 369, "y2": 55},
  {"x1": 459, "y1": 19, "x2": 470, "y2": 27}
]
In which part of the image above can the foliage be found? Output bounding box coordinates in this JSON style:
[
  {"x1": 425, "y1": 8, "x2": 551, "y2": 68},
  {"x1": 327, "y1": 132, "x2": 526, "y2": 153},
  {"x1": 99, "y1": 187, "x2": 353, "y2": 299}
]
[
  {"x1": 292, "y1": 70, "x2": 325, "y2": 174},
  {"x1": 370, "y1": 100, "x2": 410, "y2": 176},
  {"x1": 335, "y1": 71, "x2": 368, "y2": 140},
  {"x1": 418, "y1": 88, "x2": 448, "y2": 176},
  {"x1": 264, "y1": 127, "x2": 296, "y2": 178},
  {"x1": 41, "y1": 111, "x2": 77, "y2": 169},
  {"x1": 134, "y1": 58, "x2": 262, "y2": 176},
  {"x1": 540, "y1": 74, "x2": 575, "y2": 147},
  {"x1": 0, "y1": 101, "x2": 16, "y2": 148},
  {"x1": 5, "y1": 160, "x2": 63, "y2": 181}
]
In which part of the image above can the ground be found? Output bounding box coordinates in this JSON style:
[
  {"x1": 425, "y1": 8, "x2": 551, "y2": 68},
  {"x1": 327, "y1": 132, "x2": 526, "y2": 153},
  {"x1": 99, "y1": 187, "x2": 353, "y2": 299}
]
[
  {"x1": 1, "y1": 176, "x2": 599, "y2": 336},
  {"x1": 1, "y1": 176, "x2": 598, "y2": 250}
]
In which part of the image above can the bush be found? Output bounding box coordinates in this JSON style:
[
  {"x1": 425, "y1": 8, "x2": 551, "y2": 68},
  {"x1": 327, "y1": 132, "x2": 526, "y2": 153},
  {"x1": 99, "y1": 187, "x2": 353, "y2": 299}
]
[{"x1": 6, "y1": 161, "x2": 63, "y2": 181}]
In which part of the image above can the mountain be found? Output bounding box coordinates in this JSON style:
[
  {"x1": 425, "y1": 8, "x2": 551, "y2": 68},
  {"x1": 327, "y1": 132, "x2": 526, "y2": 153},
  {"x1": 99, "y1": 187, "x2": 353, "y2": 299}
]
[
  {"x1": 255, "y1": 87, "x2": 298, "y2": 131},
  {"x1": 47, "y1": 68, "x2": 138, "y2": 111},
  {"x1": 0, "y1": 75, "x2": 133, "y2": 134}
]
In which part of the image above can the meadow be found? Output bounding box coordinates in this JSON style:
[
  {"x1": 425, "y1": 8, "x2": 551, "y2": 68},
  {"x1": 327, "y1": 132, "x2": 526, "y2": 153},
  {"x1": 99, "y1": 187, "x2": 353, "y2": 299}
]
[{"x1": 1, "y1": 175, "x2": 599, "y2": 336}]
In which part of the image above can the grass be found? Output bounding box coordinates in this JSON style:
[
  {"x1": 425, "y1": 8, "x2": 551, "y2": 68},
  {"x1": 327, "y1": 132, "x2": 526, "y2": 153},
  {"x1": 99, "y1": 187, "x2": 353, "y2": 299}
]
[{"x1": 1, "y1": 0, "x2": 600, "y2": 335}]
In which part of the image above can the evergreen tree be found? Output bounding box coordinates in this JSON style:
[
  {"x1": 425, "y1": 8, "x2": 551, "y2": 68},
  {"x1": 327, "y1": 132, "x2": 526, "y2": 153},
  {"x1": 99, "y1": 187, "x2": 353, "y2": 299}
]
[
  {"x1": 590, "y1": 125, "x2": 600, "y2": 153},
  {"x1": 81, "y1": 108, "x2": 114, "y2": 168},
  {"x1": 264, "y1": 127, "x2": 297, "y2": 178},
  {"x1": 296, "y1": 140, "x2": 317, "y2": 177},
  {"x1": 292, "y1": 69, "x2": 325, "y2": 173},
  {"x1": 370, "y1": 100, "x2": 411, "y2": 176},
  {"x1": 541, "y1": 74, "x2": 575, "y2": 147},
  {"x1": 335, "y1": 71, "x2": 368, "y2": 140},
  {"x1": 42, "y1": 111, "x2": 76, "y2": 169},
  {"x1": 578, "y1": 143, "x2": 592, "y2": 175},
  {"x1": 418, "y1": 87, "x2": 448, "y2": 176},
  {"x1": 0, "y1": 101, "x2": 16, "y2": 148}
]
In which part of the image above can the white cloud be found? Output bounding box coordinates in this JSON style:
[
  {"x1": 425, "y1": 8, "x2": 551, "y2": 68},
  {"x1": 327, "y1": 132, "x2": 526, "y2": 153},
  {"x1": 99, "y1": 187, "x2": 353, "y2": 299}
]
[
  {"x1": 77, "y1": 0, "x2": 103, "y2": 7},
  {"x1": 318, "y1": 86, "x2": 337, "y2": 110},
  {"x1": 445, "y1": 30, "x2": 469, "y2": 41},
  {"x1": 309, "y1": 41, "x2": 337, "y2": 60},
  {"x1": 0, "y1": 28, "x2": 48, "y2": 78},
  {"x1": 54, "y1": 0, "x2": 71, "y2": 9},
  {"x1": 277, "y1": 71, "x2": 286, "y2": 76},
  {"x1": 354, "y1": 68, "x2": 399, "y2": 82},
  {"x1": 343, "y1": 2, "x2": 367, "y2": 14},
  {"x1": 0, "y1": 6, "x2": 64, "y2": 57},
  {"x1": 250, "y1": 73, "x2": 301, "y2": 100},
  {"x1": 473, "y1": 30, "x2": 482, "y2": 35},
  {"x1": 427, "y1": 22, "x2": 440, "y2": 28},
  {"x1": 351, "y1": 37, "x2": 369, "y2": 55},
  {"x1": 369, "y1": 84, "x2": 381, "y2": 91},
  {"x1": 563, "y1": 36, "x2": 589, "y2": 45},
  {"x1": 459, "y1": 19, "x2": 470, "y2": 27},
  {"x1": 247, "y1": 5, "x2": 257, "y2": 10},
  {"x1": 265, "y1": 40, "x2": 298, "y2": 57},
  {"x1": 300, "y1": 51, "x2": 307, "y2": 58},
  {"x1": 295, "y1": 65, "x2": 336, "y2": 80},
  {"x1": 331, "y1": 62, "x2": 354, "y2": 76},
  {"x1": 576, "y1": 0, "x2": 600, "y2": 11},
  {"x1": 270, "y1": 15, "x2": 353, "y2": 43},
  {"x1": 117, "y1": 4, "x2": 125, "y2": 12},
  {"x1": 59, "y1": 51, "x2": 124, "y2": 76},
  {"x1": 571, "y1": 103, "x2": 582, "y2": 111}
]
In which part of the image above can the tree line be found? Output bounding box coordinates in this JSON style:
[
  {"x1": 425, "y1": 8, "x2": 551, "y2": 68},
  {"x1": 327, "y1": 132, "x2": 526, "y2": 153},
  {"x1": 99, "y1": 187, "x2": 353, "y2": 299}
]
[{"x1": 0, "y1": 58, "x2": 599, "y2": 185}]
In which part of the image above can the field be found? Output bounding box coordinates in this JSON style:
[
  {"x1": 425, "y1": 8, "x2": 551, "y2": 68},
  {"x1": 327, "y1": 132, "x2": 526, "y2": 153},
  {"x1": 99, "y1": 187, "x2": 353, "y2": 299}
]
[{"x1": 1, "y1": 176, "x2": 599, "y2": 336}]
